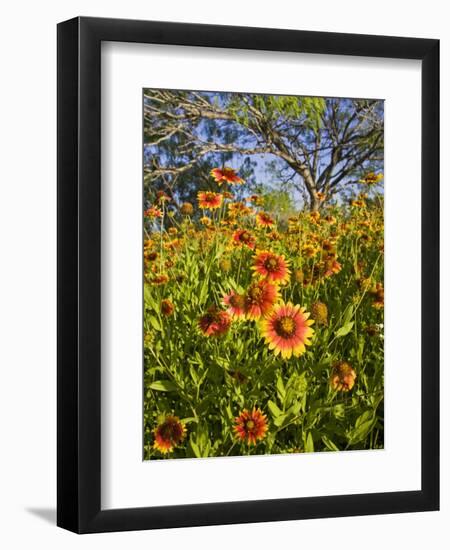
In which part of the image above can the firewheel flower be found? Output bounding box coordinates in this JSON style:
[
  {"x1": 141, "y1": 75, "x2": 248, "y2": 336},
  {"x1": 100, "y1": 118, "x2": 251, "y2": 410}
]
[
  {"x1": 210, "y1": 166, "x2": 244, "y2": 186},
  {"x1": 260, "y1": 302, "x2": 314, "y2": 359},
  {"x1": 253, "y1": 250, "x2": 290, "y2": 284},
  {"x1": 234, "y1": 408, "x2": 268, "y2": 445},
  {"x1": 330, "y1": 361, "x2": 357, "y2": 392},
  {"x1": 144, "y1": 206, "x2": 163, "y2": 219},
  {"x1": 310, "y1": 301, "x2": 328, "y2": 326},
  {"x1": 370, "y1": 283, "x2": 384, "y2": 309},
  {"x1": 359, "y1": 172, "x2": 383, "y2": 186},
  {"x1": 223, "y1": 290, "x2": 246, "y2": 319},
  {"x1": 232, "y1": 229, "x2": 256, "y2": 250},
  {"x1": 256, "y1": 211, "x2": 275, "y2": 228},
  {"x1": 198, "y1": 306, "x2": 231, "y2": 337},
  {"x1": 244, "y1": 280, "x2": 279, "y2": 319},
  {"x1": 153, "y1": 415, "x2": 186, "y2": 454},
  {"x1": 161, "y1": 299, "x2": 174, "y2": 316},
  {"x1": 197, "y1": 191, "x2": 223, "y2": 210}
]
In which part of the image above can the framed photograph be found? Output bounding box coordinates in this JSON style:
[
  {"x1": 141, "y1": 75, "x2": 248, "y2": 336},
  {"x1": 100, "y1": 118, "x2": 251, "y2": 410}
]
[{"x1": 57, "y1": 17, "x2": 439, "y2": 533}]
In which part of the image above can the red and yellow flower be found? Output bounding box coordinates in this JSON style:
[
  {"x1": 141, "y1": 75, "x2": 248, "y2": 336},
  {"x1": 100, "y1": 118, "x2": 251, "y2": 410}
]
[
  {"x1": 153, "y1": 415, "x2": 186, "y2": 454},
  {"x1": 210, "y1": 166, "x2": 244, "y2": 186},
  {"x1": 161, "y1": 299, "x2": 174, "y2": 316},
  {"x1": 248, "y1": 194, "x2": 265, "y2": 206},
  {"x1": 223, "y1": 290, "x2": 246, "y2": 319},
  {"x1": 150, "y1": 274, "x2": 169, "y2": 285},
  {"x1": 197, "y1": 191, "x2": 223, "y2": 210},
  {"x1": 359, "y1": 172, "x2": 383, "y2": 186},
  {"x1": 253, "y1": 250, "x2": 290, "y2": 284},
  {"x1": 260, "y1": 302, "x2": 314, "y2": 359},
  {"x1": 330, "y1": 361, "x2": 357, "y2": 391},
  {"x1": 244, "y1": 280, "x2": 279, "y2": 319},
  {"x1": 232, "y1": 229, "x2": 256, "y2": 250},
  {"x1": 370, "y1": 283, "x2": 384, "y2": 309},
  {"x1": 256, "y1": 211, "x2": 275, "y2": 228},
  {"x1": 234, "y1": 408, "x2": 268, "y2": 445},
  {"x1": 228, "y1": 201, "x2": 253, "y2": 218},
  {"x1": 198, "y1": 306, "x2": 231, "y2": 337},
  {"x1": 324, "y1": 257, "x2": 342, "y2": 277},
  {"x1": 144, "y1": 206, "x2": 163, "y2": 219}
]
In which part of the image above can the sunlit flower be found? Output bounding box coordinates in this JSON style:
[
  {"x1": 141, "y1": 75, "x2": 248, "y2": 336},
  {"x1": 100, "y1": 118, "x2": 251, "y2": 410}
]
[
  {"x1": 180, "y1": 202, "x2": 194, "y2": 215},
  {"x1": 244, "y1": 280, "x2": 279, "y2": 319},
  {"x1": 144, "y1": 206, "x2": 163, "y2": 219},
  {"x1": 256, "y1": 211, "x2": 275, "y2": 228},
  {"x1": 260, "y1": 302, "x2": 314, "y2": 359},
  {"x1": 310, "y1": 211, "x2": 321, "y2": 223},
  {"x1": 324, "y1": 214, "x2": 337, "y2": 225},
  {"x1": 210, "y1": 166, "x2": 244, "y2": 185},
  {"x1": 161, "y1": 299, "x2": 174, "y2": 316},
  {"x1": 156, "y1": 190, "x2": 171, "y2": 204},
  {"x1": 200, "y1": 216, "x2": 212, "y2": 226},
  {"x1": 232, "y1": 229, "x2": 256, "y2": 250},
  {"x1": 164, "y1": 238, "x2": 182, "y2": 251},
  {"x1": 234, "y1": 408, "x2": 268, "y2": 445},
  {"x1": 359, "y1": 172, "x2": 383, "y2": 186},
  {"x1": 228, "y1": 201, "x2": 252, "y2": 218},
  {"x1": 248, "y1": 194, "x2": 264, "y2": 206},
  {"x1": 153, "y1": 415, "x2": 186, "y2": 454},
  {"x1": 370, "y1": 282, "x2": 384, "y2": 309},
  {"x1": 351, "y1": 199, "x2": 366, "y2": 208},
  {"x1": 315, "y1": 191, "x2": 327, "y2": 201},
  {"x1": 144, "y1": 250, "x2": 158, "y2": 262},
  {"x1": 150, "y1": 274, "x2": 169, "y2": 285},
  {"x1": 293, "y1": 269, "x2": 304, "y2": 284},
  {"x1": 324, "y1": 257, "x2": 342, "y2": 277},
  {"x1": 303, "y1": 243, "x2": 319, "y2": 258},
  {"x1": 253, "y1": 250, "x2": 290, "y2": 284},
  {"x1": 267, "y1": 230, "x2": 281, "y2": 241},
  {"x1": 219, "y1": 258, "x2": 232, "y2": 272},
  {"x1": 197, "y1": 191, "x2": 223, "y2": 210},
  {"x1": 223, "y1": 290, "x2": 246, "y2": 319},
  {"x1": 321, "y1": 239, "x2": 336, "y2": 253},
  {"x1": 330, "y1": 361, "x2": 357, "y2": 392},
  {"x1": 198, "y1": 306, "x2": 231, "y2": 337},
  {"x1": 310, "y1": 301, "x2": 328, "y2": 326}
]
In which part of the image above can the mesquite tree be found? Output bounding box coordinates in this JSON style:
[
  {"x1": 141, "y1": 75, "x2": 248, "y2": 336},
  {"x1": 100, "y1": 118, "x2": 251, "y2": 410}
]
[{"x1": 143, "y1": 90, "x2": 383, "y2": 211}]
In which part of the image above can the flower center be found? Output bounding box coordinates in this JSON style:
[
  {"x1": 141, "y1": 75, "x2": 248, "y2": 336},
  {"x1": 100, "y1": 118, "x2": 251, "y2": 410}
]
[
  {"x1": 265, "y1": 257, "x2": 279, "y2": 271},
  {"x1": 230, "y1": 294, "x2": 245, "y2": 308},
  {"x1": 276, "y1": 316, "x2": 296, "y2": 337},
  {"x1": 247, "y1": 286, "x2": 263, "y2": 303},
  {"x1": 160, "y1": 420, "x2": 182, "y2": 443},
  {"x1": 246, "y1": 420, "x2": 255, "y2": 430},
  {"x1": 240, "y1": 231, "x2": 251, "y2": 243}
]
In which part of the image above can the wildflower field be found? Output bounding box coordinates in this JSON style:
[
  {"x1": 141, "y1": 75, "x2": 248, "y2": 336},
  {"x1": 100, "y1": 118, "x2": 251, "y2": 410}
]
[{"x1": 143, "y1": 91, "x2": 384, "y2": 459}]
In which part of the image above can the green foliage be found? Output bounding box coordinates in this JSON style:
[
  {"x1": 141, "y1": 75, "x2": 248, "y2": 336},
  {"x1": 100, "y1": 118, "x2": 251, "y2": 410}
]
[{"x1": 143, "y1": 193, "x2": 384, "y2": 459}]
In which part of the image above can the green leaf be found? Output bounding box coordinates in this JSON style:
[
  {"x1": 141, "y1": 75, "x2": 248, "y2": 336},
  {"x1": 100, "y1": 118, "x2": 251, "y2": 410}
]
[
  {"x1": 335, "y1": 321, "x2": 354, "y2": 338},
  {"x1": 147, "y1": 314, "x2": 162, "y2": 331},
  {"x1": 322, "y1": 435, "x2": 339, "y2": 452},
  {"x1": 276, "y1": 376, "x2": 286, "y2": 402},
  {"x1": 180, "y1": 417, "x2": 198, "y2": 425},
  {"x1": 189, "y1": 438, "x2": 202, "y2": 458},
  {"x1": 267, "y1": 400, "x2": 283, "y2": 419},
  {"x1": 305, "y1": 432, "x2": 314, "y2": 453},
  {"x1": 347, "y1": 411, "x2": 376, "y2": 445},
  {"x1": 149, "y1": 380, "x2": 178, "y2": 392}
]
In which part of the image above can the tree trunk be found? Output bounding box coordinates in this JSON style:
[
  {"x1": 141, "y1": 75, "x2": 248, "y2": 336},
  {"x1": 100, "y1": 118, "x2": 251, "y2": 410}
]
[{"x1": 310, "y1": 195, "x2": 320, "y2": 212}]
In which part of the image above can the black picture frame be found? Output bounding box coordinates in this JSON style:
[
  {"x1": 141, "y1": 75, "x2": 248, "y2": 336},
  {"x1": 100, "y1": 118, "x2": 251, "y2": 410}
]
[{"x1": 57, "y1": 16, "x2": 439, "y2": 533}]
